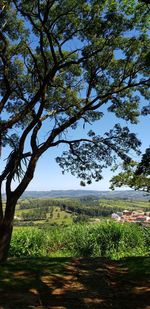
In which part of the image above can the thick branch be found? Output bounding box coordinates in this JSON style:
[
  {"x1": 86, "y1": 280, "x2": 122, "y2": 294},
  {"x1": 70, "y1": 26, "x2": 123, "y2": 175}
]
[
  {"x1": 0, "y1": 105, "x2": 44, "y2": 189},
  {"x1": 0, "y1": 66, "x2": 57, "y2": 134},
  {"x1": 44, "y1": 28, "x2": 58, "y2": 65},
  {"x1": 0, "y1": 32, "x2": 11, "y2": 112},
  {"x1": 50, "y1": 138, "x2": 97, "y2": 147},
  {"x1": 30, "y1": 120, "x2": 42, "y2": 152},
  {"x1": 0, "y1": 185, "x2": 3, "y2": 221},
  {"x1": 0, "y1": 92, "x2": 10, "y2": 113},
  {"x1": 39, "y1": 31, "x2": 48, "y2": 73},
  {"x1": 12, "y1": 155, "x2": 39, "y2": 199}
]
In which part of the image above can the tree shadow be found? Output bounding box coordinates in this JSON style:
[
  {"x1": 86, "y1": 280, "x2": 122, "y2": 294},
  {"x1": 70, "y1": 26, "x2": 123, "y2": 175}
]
[
  {"x1": 0, "y1": 256, "x2": 149, "y2": 308},
  {"x1": 74, "y1": 256, "x2": 150, "y2": 309}
]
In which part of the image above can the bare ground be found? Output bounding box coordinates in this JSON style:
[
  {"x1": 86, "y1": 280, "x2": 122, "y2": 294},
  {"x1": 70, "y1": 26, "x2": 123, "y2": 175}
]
[{"x1": 0, "y1": 256, "x2": 149, "y2": 309}]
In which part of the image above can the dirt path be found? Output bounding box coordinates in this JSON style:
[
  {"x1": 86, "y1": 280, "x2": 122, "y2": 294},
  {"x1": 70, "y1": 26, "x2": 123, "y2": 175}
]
[{"x1": 0, "y1": 257, "x2": 149, "y2": 309}]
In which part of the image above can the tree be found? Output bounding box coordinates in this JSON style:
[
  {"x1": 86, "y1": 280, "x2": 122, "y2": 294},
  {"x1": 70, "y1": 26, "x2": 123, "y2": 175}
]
[
  {"x1": 0, "y1": 0, "x2": 150, "y2": 262},
  {"x1": 110, "y1": 147, "x2": 150, "y2": 192}
]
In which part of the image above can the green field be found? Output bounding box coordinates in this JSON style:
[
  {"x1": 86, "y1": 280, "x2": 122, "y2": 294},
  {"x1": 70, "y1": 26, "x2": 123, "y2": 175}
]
[
  {"x1": 13, "y1": 197, "x2": 150, "y2": 228},
  {"x1": 8, "y1": 197, "x2": 150, "y2": 261}
]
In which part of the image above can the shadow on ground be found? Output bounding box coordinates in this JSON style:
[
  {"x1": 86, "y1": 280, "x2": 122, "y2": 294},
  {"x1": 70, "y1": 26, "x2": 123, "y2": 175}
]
[{"x1": 0, "y1": 256, "x2": 149, "y2": 309}]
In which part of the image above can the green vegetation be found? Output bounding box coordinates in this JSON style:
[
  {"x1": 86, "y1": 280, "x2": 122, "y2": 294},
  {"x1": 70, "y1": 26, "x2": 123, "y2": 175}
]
[
  {"x1": 110, "y1": 147, "x2": 150, "y2": 192},
  {"x1": 9, "y1": 197, "x2": 150, "y2": 262},
  {"x1": 14, "y1": 197, "x2": 150, "y2": 227},
  {"x1": 10, "y1": 221, "x2": 149, "y2": 260},
  {"x1": 15, "y1": 202, "x2": 74, "y2": 227},
  {"x1": 1, "y1": 0, "x2": 150, "y2": 262}
]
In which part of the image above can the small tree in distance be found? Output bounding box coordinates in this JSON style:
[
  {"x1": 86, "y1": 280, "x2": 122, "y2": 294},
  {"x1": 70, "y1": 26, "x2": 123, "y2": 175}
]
[{"x1": 0, "y1": 0, "x2": 150, "y2": 262}]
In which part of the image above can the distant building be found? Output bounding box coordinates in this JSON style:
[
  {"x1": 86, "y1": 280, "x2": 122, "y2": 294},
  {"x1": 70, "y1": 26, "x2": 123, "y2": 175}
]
[
  {"x1": 123, "y1": 210, "x2": 132, "y2": 216},
  {"x1": 111, "y1": 213, "x2": 121, "y2": 221},
  {"x1": 111, "y1": 209, "x2": 150, "y2": 225},
  {"x1": 146, "y1": 216, "x2": 150, "y2": 222}
]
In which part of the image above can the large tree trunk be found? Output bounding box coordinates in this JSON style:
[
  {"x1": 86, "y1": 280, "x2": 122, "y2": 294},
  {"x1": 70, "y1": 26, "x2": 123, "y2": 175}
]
[
  {"x1": 0, "y1": 220, "x2": 13, "y2": 263},
  {"x1": 0, "y1": 156, "x2": 37, "y2": 263},
  {"x1": 0, "y1": 198, "x2": 16, "y2": 263}
]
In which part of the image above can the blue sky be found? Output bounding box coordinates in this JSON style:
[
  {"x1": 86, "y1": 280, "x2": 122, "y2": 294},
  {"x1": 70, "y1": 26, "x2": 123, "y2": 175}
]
[
  {"x1": 19, "y1": 110, "x2": 150, "y2": 192},
  {"x1": 1, "y1": 98, "x2": 149, "y2": 193},
  {"x1": 1, "y1": 10, "x2": 149, "y2": 193}
]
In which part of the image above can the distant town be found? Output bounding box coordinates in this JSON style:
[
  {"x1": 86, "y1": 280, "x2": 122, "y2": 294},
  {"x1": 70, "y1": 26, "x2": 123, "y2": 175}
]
[{"x1": 111, "y1": 209, "x2": 150, "y2": 226}]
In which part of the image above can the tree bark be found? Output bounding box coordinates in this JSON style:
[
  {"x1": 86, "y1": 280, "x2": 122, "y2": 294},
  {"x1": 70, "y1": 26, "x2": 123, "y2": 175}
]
[
  {"x1": 0, "y1": 155, "x2": 38, "y2": 263},
  {"x1": 0, "y1": 220, "x2": 13, "y2": 263},
  {"x1": 0, "y1": 198, "x2": 17, "y2": 263}
]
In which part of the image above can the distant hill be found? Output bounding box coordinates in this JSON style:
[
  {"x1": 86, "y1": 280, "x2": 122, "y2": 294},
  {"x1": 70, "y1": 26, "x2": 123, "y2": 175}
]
[{"x1": 18, "y1": 190, "x2": 150, "y2": 200}]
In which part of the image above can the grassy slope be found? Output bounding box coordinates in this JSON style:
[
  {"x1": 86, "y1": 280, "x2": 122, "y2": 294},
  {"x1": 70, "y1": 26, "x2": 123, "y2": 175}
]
[
  {"x1": 99, "y1": 199, "x2": 150, "y2": 210},
  {"x1": 15, "y1": 206, "x2": 74, "y2": 226}
]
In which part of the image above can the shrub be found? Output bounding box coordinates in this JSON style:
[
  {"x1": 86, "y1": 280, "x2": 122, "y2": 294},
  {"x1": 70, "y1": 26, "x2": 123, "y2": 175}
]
[
  {"x1": 9, "y1": 222, "x2": 149, "y2": 259},
  {"x1": 66, "y1": 224, "x2": 99, "y2": 256},
  {"x1": 9, "y1": 227, "x2": 46, "y2": 257},
  {"x1": 65, "y1": 221, "x2": 147, "y2": 259}
]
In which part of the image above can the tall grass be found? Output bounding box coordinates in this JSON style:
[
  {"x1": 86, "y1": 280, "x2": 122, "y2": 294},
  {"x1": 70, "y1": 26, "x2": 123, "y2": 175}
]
[
  {"x1": 66, "y1": 221, "x2": 147, "y2": 259},
  {"x1": 9, "y1": 227, "x2": 45, "y2": 257},
  {"x1": 9, "y1": 222, "x2": 149, "y2": 260}
]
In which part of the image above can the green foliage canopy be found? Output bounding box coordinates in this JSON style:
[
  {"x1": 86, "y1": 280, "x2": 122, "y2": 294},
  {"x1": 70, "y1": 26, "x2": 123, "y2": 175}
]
[
  {"x1": 110, "y1": 147, "x2": 150, "y2": 192},
  {"x1": 0, "y1": 0, "x2": 150, "y2": 198}
]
